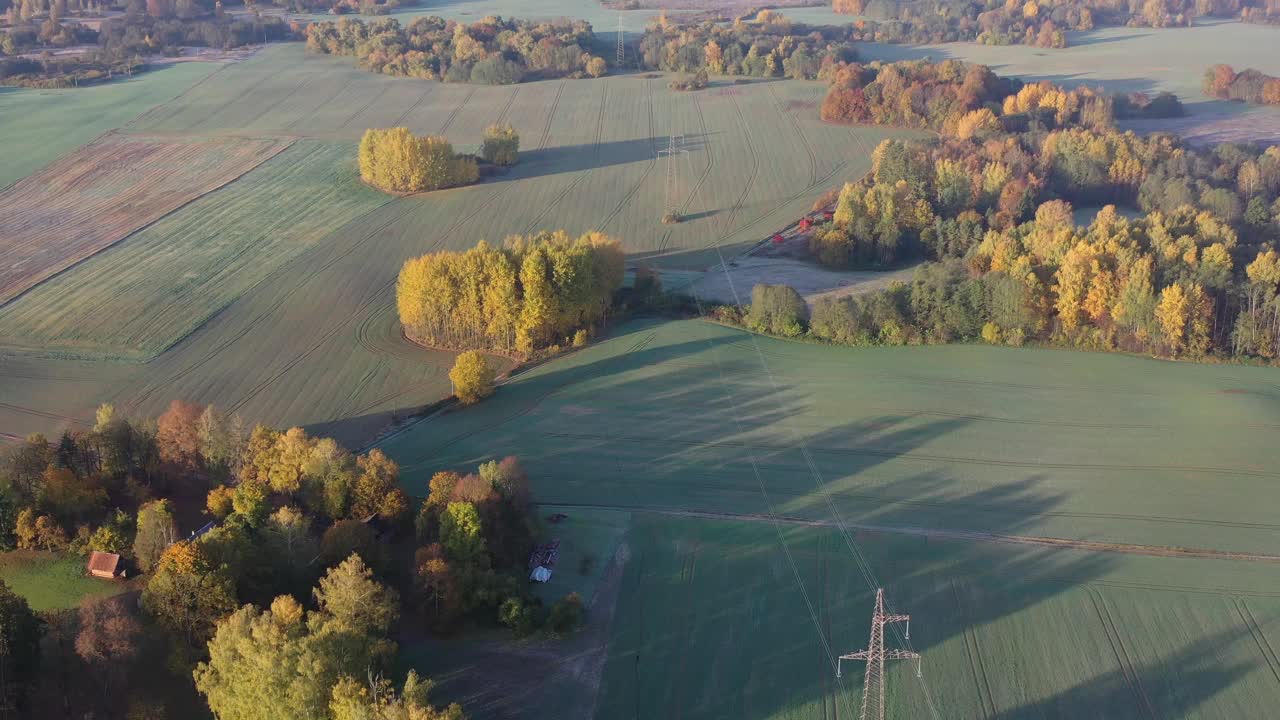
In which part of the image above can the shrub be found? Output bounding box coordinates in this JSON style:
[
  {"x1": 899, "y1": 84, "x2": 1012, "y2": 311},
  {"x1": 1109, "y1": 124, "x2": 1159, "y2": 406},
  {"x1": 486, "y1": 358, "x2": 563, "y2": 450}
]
[
  {"x1": 450, "y1": 351, "x2": 496, "y2": 405},
  {"x1": 546, "y1": 592, "x2": 583, "y2": 634},
  {"x1": 480, "y1": 123, "x2": 520, "y2": 166},
  {"x1": 470, "y1": 56, "x2": 525, "y2": 85},
  {"x1": 745, "y1": 284, "x2": 808, "y2": 337}
]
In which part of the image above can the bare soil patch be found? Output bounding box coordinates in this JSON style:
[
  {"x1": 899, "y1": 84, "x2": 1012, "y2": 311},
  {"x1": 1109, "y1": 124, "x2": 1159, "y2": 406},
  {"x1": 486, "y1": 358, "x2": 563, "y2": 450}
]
[{"x1": 0, "y1": 132, "x2": 291, "y2": 303}]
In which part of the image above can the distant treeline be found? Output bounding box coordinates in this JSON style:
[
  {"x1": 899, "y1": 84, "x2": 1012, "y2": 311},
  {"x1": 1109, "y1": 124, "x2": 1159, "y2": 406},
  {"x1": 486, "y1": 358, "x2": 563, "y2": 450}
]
[
  {"x1": 1203, "y1": 64, "x2": 1280, "y2": 106},
  {"x1": 638, "y1": 11, "x2": 859, "y2": 80},
  {"x1": 306, "y1": 16, "x2": 608, "y2": 84},
  {"x1": 831, "y1": 0, "x2": 1280, "y2": 46}
]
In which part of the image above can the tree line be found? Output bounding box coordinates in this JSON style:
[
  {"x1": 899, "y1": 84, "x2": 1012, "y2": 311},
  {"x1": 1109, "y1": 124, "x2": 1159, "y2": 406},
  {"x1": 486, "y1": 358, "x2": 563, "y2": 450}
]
[
  {"x1": 306, "y1": 15, "x2": 608, "y2": 84},
  {"x1": 0, "y1": 397, "x2": 585, "y2": 717},
  {"x1": 397, "y1": 231, "x2": 625, "y2": 355},
  {"x1": 638, "y1": 10, "x2": 860, "y2": 80},
  {"x1": 1204, "y1": 64, "x2": 1280, "y2": 106},
  {"x1": 831, "y1": 0, "x2": 1275, "y2": 47}
]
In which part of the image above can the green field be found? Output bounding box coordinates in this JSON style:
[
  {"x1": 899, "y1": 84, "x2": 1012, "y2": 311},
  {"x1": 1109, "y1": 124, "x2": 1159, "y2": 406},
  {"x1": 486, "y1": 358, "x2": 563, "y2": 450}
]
[
  {"x1": 0, "y1": 551, "x2": 134, "y2": 611},
  {"x1": 0, "y1": 43, "x2": 923, "y2": 448},
  {"x1": 378, "y1": 318, "x2": 1280, "y2": 718},
  {"x1": 0, "y1": 62, "x2": 219, "y2": 189}
]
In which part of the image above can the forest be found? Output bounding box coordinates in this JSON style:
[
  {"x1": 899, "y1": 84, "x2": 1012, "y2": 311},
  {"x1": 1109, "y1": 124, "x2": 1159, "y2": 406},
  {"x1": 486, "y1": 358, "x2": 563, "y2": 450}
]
[
  {"x1": 721, "y1": 54, "x2": 1280, "y2": 363},
  {"x1": 0, "y1": 397, "x2": 582, "y2": 717},
  {"x1": 397, "y1": 231, "x2": 626, "y2": 355},
  {"x1": 1203, "y1": 63, "x2": 1280, "y2": 105},
  {"x1": 305, "y1": 15, "x2": 607, "y2": 83},
  {"x1": 831, "y1": 0, "x2": 1280, "y2": 46}
]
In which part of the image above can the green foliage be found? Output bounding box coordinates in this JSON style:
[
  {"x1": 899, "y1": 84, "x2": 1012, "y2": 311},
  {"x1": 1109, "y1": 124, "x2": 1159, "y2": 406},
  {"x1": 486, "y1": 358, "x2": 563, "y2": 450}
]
[
  {"x1": 0, "y1": 579, "x2": 41, "y2": 714},
  {"x1": 313, "y1": 553, "x2": 399, "y2": 637},
  {"x1": 141, "y1": 541, "x2": 238, "y2": 652},
  {"x1": 744, "y1": 284, "x2": 808, "y2": 337},
  {"x1": 449, "y1": 351, "x2": 496, "y2": 405},
  {"x1": 546, "y1": 592, "x2": 583, "y2": 635},
  {"x1": 479, "y1": 123, "x2": 519, "y2": 167},
  {"x1": 133, "y1": 499, "x2": 178, "y2": 573},
  {"x1": 440, "y1": 502, "x2": 486, "y2": 566}
]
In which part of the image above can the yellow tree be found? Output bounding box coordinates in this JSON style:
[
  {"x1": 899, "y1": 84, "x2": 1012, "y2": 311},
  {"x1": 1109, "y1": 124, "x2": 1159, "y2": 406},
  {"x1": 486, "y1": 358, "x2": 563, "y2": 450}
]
[
  {"x1": 449, "y1": 351, "x2": 496, "y2": 405},
  {"x1": 1155, "y1": 283, "x2": 1189, "y2": 354}
]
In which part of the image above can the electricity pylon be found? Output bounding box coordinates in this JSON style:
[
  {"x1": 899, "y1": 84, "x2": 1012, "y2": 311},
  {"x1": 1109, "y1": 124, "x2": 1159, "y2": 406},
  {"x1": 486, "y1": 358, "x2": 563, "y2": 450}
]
[
  {"x1": 616, "y1": 14, "x2": 625, "y2": 67},
  {"x1": 657, "y1": 133, "x2": 686, "y2": 218},
  {"x1": 837, "y1": 588, "x2": 922, "y2": 720}
]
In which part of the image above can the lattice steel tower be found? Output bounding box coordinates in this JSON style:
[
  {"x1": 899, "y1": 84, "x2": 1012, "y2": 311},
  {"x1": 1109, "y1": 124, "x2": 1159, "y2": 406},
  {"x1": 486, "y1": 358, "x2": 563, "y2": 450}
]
[
  {"x1": 837, "y1": 588, "x2": 922, "y2": 720},
  {"x1": 658, "y1": 133, "x2": 686, "y2": 217}
]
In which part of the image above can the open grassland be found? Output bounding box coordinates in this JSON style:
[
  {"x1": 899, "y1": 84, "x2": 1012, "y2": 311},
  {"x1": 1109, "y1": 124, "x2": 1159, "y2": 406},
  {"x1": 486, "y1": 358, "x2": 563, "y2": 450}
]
[
  {"x1": 0, "y1": 62, "x2": 219, "y2": 189},
  {"x1": 0, "y1": 551, "x2": 134, "y2": 611},
  {"x1": 0, "y1": 141, "x2": 390, "y2": 360},
  {"x1": 0, "y1": 132, "x2": 291, "y2": 304},
  {"x1": 587, "y1": 516, "x2": 1280, "y2": 720},
  {"x1": 0, "y1": 45, "x2": 920, "y2": 449},
  {"x1": 380, "y1": 319, "x2": 1280, "y2": 556}
]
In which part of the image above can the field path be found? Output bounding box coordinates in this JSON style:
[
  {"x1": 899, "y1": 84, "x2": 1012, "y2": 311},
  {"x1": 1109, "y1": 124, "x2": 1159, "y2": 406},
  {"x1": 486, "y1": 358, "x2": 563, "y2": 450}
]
[{"x1": 532, "y1": 502, "x2": 1280, "y2": 563}]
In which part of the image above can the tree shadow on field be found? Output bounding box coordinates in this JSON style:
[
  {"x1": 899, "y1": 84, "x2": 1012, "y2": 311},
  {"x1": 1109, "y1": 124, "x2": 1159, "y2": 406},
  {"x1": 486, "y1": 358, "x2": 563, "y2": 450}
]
[
  {"x1": 1064, "y1": 30, "x2": 1151, "y2": 47},
  {"x1": 492, "y1": 134, "x2": 712, "y2": 182},
  {"x1": 1008, "y1": 72, "x2": 1160, "y2": 96}
]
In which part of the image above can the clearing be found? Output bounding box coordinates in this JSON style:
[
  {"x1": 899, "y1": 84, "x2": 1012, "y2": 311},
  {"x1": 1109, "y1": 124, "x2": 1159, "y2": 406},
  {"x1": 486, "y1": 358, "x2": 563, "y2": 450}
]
[{"x1": 0, "y1": 551, "x2": 135, "y2": 611}]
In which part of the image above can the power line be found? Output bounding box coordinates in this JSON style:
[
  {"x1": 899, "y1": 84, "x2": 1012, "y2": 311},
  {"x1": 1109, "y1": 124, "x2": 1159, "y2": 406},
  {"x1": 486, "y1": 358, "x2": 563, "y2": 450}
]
[
  {"x1": 657, "y1": 133, "x2": 686, "y2": 219},
  {"x1": 616, "y1": 14, "x2": 625, "y2": 68}
]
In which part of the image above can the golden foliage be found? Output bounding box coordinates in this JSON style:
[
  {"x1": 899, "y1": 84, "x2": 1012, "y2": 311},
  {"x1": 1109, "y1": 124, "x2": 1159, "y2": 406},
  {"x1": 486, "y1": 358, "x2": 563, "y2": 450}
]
[{"x1": 358, "y1": 128, "x2": 477, "y2": 193}]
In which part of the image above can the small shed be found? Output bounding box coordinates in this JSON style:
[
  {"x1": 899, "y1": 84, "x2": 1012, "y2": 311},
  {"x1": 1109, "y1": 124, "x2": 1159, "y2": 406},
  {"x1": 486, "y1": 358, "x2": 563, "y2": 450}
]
[{"x1": 87, "y1": 551, "x2": 124, "y2": 580}]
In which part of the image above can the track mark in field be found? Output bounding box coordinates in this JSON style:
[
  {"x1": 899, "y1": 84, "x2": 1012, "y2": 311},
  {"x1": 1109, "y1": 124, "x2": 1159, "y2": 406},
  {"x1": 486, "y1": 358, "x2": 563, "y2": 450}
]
[
  {"x1": 0, "y1": 402, "x2": 90, "y2": 426},
  {"x1": 951, "y1": 581, "x2": 998, "y2": 720},
  {"x1": 768, "y1": 85, "x2": 819, "y2": 188},
  {"x1": 122, "y1": 200, "x2": 409, "y2": 413},
  {"x1": 284, "y1": 77, "x2": 356, "y2": 132},
  {"x1": 439, "y1": 87, "x2": 476, "y2": 135},
  {"x1": 654, "y1": 92, "x2": 717, "y2": 255},
  {"x1": 537, "y1": 428, "x2": 1280, "y2": 480},
  {"x1": 339, "y1": 85, "x2": 391, "y2": 129},
  {"x1": 598, "y1": 78, "x2": 655, "y2": 231},
  {"x1": 494, "y1": 85, "x2": 520, "y2": 125},
  {"x1": 238, "y1": 73, "x2": 321, "y2": 130},
  {"x1": 717, "y1": 94, "x2": 761, "y2": 245},
  {"x1": 391, "y1": 85, "x2": 435, "y2": 128},
  {"x1": 187, "y1": 71, "x2": 275, "y2": 131},
  {"x1": 125, "y1": 62, "x2": 233, "y2": 131},
  {"x1": 1089, "y1": 588, "x2": 1158, "y2": 719},
  {"x1": 519, "y1": 83, "x2": 608, "y2": 236},
  {"x1": 536, "y1": 81, "x2": 567, "y2": 151},
  {"x1": 1236, "y1": 598, "x2": 1280, "y2": 685},
  {"x1": 530, "y1": 501, "x2": 1280, "y2": 564}
]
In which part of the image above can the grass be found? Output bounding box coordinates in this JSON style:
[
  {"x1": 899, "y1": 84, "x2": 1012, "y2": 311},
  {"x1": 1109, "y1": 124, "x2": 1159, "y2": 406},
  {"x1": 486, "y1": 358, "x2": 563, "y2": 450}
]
[
  {"x1": 0, "y1": 62, "x2": 219, "y2": 190},
  {"x1": 0, "y1": 45, "x2": 923, "y2": 450},
  {"x1": 0, "y1": 550, "x2": 134, "y2": 611},
  {"x1": 375, "y1": 317, "x2": 1280, "y2": 717},
  {"x1": 0, "y1": 140, "x2": 390, "y2": 360},
  {"x1": 0, "y1": 133, "x2": 290, "y2": 304}
]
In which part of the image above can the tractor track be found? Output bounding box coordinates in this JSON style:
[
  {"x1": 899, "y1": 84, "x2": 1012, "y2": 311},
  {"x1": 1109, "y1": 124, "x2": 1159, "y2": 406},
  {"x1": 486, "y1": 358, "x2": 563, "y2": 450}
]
[
  {"x1": 529, "y1": 501, "x2": 1280, "y2": 563},
  {"x1": 237, "y1": 72, "x2": 321, "y2": 131},
  {"x1": 339, "y1": 85, "x2": 392, "y2": 129},
  {"x1": 520, "y1": 83, "x2": 608, "y2": 236},
  {"x1": 769, "y1": 85, "x2": 819, "y2": 188},
  {"x1": 391, "y1": 85, "x2": 435, "y2": 128},
  {"x1": 536, "y1": 81, "x2": 567, "y2": 151},
  {"x1": 438, "y1": 86, "x2": 476, "y2": 135},
  {"x1": 125, "y1": 62, "x2": 233, "y2": 131},
  {"x1": 1236, "y1": 598, "x2": 1280, "y2": 686},
  {"x1": 598, "y1": 78, "x2": 656, "y2": 231},
  {"x1": 493, "y1": 85, "x2": 520, "y2": 126},
  {"x1": 1089, "y1": 588, "x2": 1159, "y2": 719},
  {"x1": 656, "y1": 92, "x2": 717, "y2": 255},
  {"x1": 0, "y1": 402, "x2": 90, "y2": 426},
  {"x1": 951, "y1": 581, "x2": 998, "y2": 720},
  {"x1": 284, "y1": 76, "x2": 356, "y2": 132},
  {"x1": 187, "y1": 70, "x2": 275, "y2": 131}
]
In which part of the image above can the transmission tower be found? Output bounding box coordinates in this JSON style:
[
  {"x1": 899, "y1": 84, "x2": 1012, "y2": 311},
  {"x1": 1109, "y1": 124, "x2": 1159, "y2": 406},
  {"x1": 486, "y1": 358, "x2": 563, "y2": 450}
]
[
  {"x1": 657, "y1": 133, "x2": 687, "y2": 219},
  {"x1": 616, "y1": 14, "x2": 625, "y2": 67},
  {"x1": 837, "y1": 588, "x2": 922, "y2": 720}
]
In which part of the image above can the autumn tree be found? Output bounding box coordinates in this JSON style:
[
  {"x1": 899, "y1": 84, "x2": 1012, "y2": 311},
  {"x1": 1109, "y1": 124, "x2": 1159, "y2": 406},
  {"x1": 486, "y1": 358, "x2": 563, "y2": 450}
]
[
  {"x1": 142, "y1": 541, "x2": 238, "y2": 654},
  {"x1": 329, "y1": 672, "x2": 464, "y2": 720},
  {"x1": 157, "y1": 399, "x2": 204, "y2": 471},
  {"x1": 449, "y1": 351, "x2": 496, "y2": 405},
  {"x1": 75, "y1": 595, "x2": 142, "y2": 698},
  {"x1": 359, "y1": 128, "x2": 478, "y2": 194},
  {"x1": 480, "y1": 123, "x2": 519, "y2": 166},
  {"x1": 133, "y1": 499, "x2": 179, "y2": 573}
]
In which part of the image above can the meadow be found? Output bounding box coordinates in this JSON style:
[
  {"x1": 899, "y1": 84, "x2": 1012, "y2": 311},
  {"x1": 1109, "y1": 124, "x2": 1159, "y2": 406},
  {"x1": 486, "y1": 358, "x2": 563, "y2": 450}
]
[
  {"x1": 0, "y1": 43, "x2": 924, "y2": 448},
  {"x1": 0, "y1": 551, "x2": 135, "y2": 611},
  {"x1": 378, "y1": 318, "x2": 1280, "y2": 718}
]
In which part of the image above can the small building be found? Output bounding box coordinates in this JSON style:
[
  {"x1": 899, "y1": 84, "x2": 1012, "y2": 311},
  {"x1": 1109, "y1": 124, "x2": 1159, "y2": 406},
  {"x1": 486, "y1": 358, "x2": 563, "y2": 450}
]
[{"x1": 87, "y1": 551, "x2": 124, "y2": 580}]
